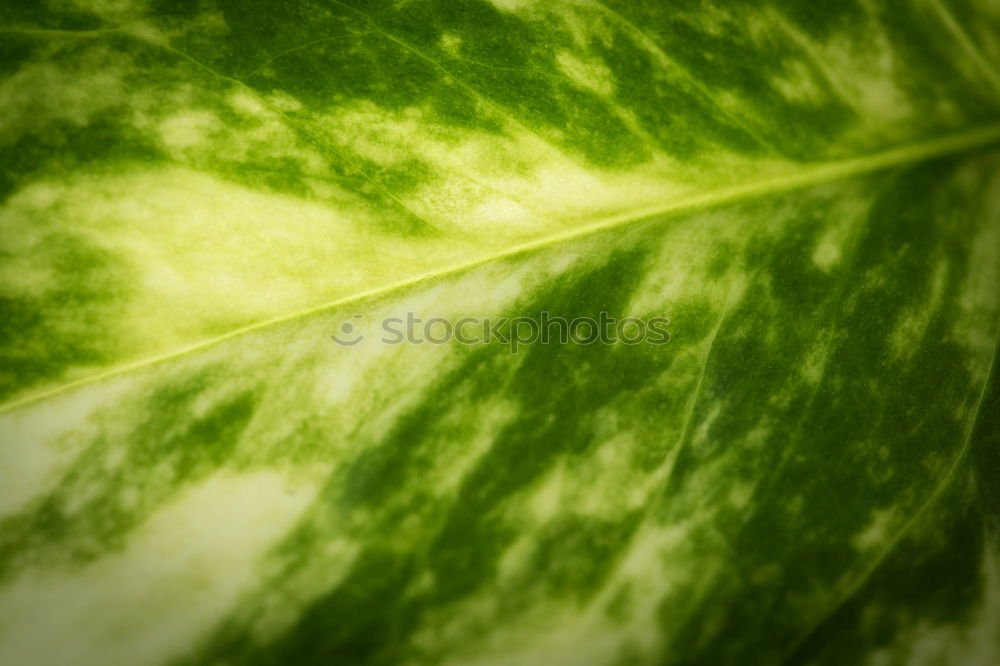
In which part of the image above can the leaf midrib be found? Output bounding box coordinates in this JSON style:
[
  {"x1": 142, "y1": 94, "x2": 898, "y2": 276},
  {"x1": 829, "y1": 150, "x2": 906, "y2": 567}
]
[{"x1": 3, "y1": 123, "x2": 1000, "y2": 415}]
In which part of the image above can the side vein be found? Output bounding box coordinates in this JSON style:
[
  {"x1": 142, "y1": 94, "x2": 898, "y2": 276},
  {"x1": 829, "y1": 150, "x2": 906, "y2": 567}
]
[{"x1": 775, "y1": 314, "x2": 1000, "y2": 665}]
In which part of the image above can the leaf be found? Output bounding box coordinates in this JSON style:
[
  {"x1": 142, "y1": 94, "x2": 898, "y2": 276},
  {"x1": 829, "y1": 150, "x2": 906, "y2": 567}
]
[
  {"x1": 3, "y1": 0, "x2": 1000, "y2": 404},
  {"x1": 0, "y1": 1, "x2": 999, "y2": 665}
]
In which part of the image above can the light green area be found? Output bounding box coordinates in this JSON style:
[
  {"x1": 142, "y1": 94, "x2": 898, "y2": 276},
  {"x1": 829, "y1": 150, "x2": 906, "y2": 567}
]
[
  {"x1": 2, "y1": 0, "x2": 1000, "y2": 403},
  {"x1": 1, "y1": 1, "x2": 1000, "y2": 665}
]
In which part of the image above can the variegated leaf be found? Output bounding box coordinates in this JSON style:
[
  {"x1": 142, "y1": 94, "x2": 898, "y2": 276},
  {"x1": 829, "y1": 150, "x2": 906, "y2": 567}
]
[{"x1": 1, "y1": 1, "x2": 999, "y2": 665}]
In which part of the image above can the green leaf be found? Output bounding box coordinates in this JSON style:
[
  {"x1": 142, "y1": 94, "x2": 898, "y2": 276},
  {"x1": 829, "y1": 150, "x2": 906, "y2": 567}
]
[{"x1": 1, "y1": 1, "x2": 999, "y2": 665}]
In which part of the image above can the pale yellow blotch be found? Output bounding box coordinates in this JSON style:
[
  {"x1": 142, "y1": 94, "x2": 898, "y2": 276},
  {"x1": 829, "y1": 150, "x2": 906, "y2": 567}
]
[
  {"x1": 689, "y1": 402, "x2": 723, "y2": 449},
  {"x1": 827, "y1": 33, "x2": 912, "y2": 130},
  {"x1": 135, "y1": 83, "x2": 316, "y2": 174},
  {"x1": 497, "y1": 534, "x2": 535, "y2": 583},
  {"x1": 240, "y1": 534, "x2": 361, "y2": 645},
  {"x1": 0, "y1": 380, "x2": 135, "y2": 518},
  {"x1": 421, "y1": 463, "x2": 732, "y2": 665},
  {"x1": 772, "y1": 59, "x2": 827, "y2": 105},
  {"x1": 466, "y1": 195, "x2": 536, "y2": 230},
  {"x1": 673, "y1": 4, "x2": 735, "y2": 39},
  {"x1": 428, "y1": 543, "x2": 661, "y2": 666},
  {"x1": 431, "y1": 397, "x2": 520, "y2": 496},
  {"x1": 0, "y1": 166, "x2": 476, "y2": 361},
  {"x1": 526, "y1": 460, "x2": 565, "y2": 522},
  {"x1": 487, "y1": 0, "x2": 538, "y2": 13},
  {"x1": 320, "y1": 101, "x2": 419, "y2": 167},
  {"x1": 321, "y1": 101, "x2": 691, "y2": 240},
  {"x1": 0, "y1": 49, "x2": 127, "y2": 148},
  {"x1": 450, "y1": 252, "x2": 546, "y2": 308},
  {"x1": 266, "y1": 91, "x2": 303, "y2": 112},
  {"x1": 626, "y1": 207, "x2": 756, "y2": 317},
  {"x1": 889, "y1": 260, "x2": 947, "y2": 359},
  {"x1": 582, "y1": 522, "x2": 704, "y2": 654},
  {"x1": 440, "y1": 33, "x2": 463, "y2": 56},
  {"x1": 555, "y1": 51, "x2": 616, "y2": 97},
  {"x1": 811, "y1": 210, "x2": 860, "y2": 272},
  {"x1": 553, "y1": 7, "x2": 597, "y2": 51},
  {"x1": 799, "y1": 343, "x2": 829, "y2": 385},
  {"x1": 157, "y1": 109, "x2": 222, "y2": 154},
  {"x1": 228, "y1": 89, "x2": 267, "y2": 115},
  {"x1": 0, "y1": 470, "x2": 316, "y2": 666},
  {"x1": 751, "y1": 418, "x2": 779, "y2": 452},
  {"x1": 0, "y1": 219, "x2": 61, "y2": 301},
  {"x1": 570, "y1": 429, "x2": 649, "y2": 517},
  {"x1": 768, "y1": 8, "x2": 914, "y2": 143},
  {"x1": 264, "y1": 263, "x2": 540, "y2": 459},
  {"x1": 410, "y1": 593, "x2": 503, "y2": 661},
  {"x1": 851, "y1": 508, "x2": 894, "y2": 551}
]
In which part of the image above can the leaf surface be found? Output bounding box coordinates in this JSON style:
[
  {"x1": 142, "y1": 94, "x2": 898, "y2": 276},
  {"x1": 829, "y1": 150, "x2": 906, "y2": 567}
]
[
  {"x1": 3, "y1": 0, "x2": 1000, "y2": 402},
  {"x1": 1, "y1": 1, "x2": 1000, "y2": 665}
]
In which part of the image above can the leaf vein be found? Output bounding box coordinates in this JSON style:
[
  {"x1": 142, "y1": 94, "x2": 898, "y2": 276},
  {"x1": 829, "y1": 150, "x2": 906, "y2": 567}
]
[
  {"x1": 1, "y1": 123, "x2": 999, "y2": 414},
  {"x1": 774, "y1": 315, "x2": 1000, "y2": 665}
]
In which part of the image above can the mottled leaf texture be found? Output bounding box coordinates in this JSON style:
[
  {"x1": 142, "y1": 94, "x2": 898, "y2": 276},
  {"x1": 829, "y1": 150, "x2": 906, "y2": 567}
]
[{"x1": 1, "y1": 1, "x2": 999, "y2": 665}]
